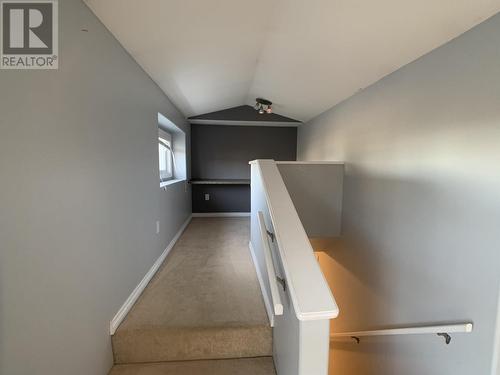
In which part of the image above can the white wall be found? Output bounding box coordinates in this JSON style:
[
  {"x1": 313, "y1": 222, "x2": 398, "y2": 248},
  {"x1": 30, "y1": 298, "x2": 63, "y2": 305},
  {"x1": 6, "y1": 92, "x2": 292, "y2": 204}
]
[
  {"x1": 0, "y1": 1, "x2": 191, "y2": 374},
  {"x1": 298, "y1": 12, "x2": 500, "y2": 375}
]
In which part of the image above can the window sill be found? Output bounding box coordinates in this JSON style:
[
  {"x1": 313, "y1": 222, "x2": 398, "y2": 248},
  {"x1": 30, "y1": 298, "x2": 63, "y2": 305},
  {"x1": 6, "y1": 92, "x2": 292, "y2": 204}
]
[{"x1": 160, "y1": 179, "x2": 185, "y2": 189}]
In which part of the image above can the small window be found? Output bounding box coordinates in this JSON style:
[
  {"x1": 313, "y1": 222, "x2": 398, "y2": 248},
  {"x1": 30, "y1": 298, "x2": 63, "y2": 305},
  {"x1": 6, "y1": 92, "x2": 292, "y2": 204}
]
[
  {"x1": 158, "y1": 113, "x2": 186, "y2": 187},
  {"x1": 158, "y1": 130, "x2": 174, "y2": 182}
]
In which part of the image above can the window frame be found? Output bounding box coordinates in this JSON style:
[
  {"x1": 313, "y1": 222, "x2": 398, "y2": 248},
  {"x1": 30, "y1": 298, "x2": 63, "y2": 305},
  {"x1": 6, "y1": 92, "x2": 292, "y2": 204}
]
[
  {"x1": 158, "y1": 113, "x2": 187, "y2": 189},
  {"x1": 158, "y1": 129, "x2": 175, "y2": 183}
]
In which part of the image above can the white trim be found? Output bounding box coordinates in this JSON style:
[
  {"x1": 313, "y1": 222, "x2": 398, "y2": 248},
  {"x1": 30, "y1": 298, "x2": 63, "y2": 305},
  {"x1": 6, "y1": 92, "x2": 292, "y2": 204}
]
[
  {"x1": 250, "y1": 159, "x2": 344, "y2": 165},
  {"x1": 249, "y1": 159, "x2": 274, "y2": 165},
  {"x1": 109, "y1": 215, "x2": 192, "y2": 335},
  {"x1": 160, "y1": 178, "x2": 185, "y2": 189},
  {"x1": 492, "y1": 285, "x2": 500, "y2": 375},
  {"x1": 249, "y1": 241, "x2": 275, "y2": 327},
  {"x1": 275, "y1": 161, "x2": 345, "y2": 165},
  {"x1": 158, "y1": 128, "x2": 173, "y2": 143},
  {"x1": 188, "y1": 119, "x2": 300, "y2": 127},
  {"x1": 192, "y1": 212, "x2": 250, "y2": 217}
]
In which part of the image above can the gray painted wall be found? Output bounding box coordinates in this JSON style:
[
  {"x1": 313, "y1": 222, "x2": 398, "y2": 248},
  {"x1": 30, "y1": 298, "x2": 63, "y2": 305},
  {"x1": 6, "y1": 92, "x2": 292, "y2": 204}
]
[
  {"x1": 0, "y1": 1, "x2": 191, "y2": 374},
  {"x1": 298, "y1": 13, "x2": 500, "y2": 375},
  {"x1": 191, "y1": 124, "x2": 296, "y2": 212},
  {"x1": 277, "y1": 163, "x2": 344, "y2": 238}
]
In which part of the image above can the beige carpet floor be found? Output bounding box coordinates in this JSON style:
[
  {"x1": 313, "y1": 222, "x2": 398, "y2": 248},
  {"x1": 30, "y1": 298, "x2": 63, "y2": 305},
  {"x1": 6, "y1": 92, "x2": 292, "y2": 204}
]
[
  {"x1": 112, "y1": 217, "x2": 273, "y2": 365},
  {"x1": 110, "y1": 357, "x2": 276, "y2": 375}
]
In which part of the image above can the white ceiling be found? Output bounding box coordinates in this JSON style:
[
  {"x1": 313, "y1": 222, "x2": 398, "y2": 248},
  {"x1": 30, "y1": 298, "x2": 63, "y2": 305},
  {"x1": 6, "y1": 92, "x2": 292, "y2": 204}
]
[{"x1": 85, "y1": 0, "x2": 500, "y2": 122}]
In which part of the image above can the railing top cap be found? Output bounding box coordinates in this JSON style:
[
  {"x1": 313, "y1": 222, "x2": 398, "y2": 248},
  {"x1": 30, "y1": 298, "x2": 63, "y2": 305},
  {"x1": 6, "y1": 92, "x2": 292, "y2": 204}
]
[{"x1": 249, "y1": 159, "x2": 344, "y2": 165}]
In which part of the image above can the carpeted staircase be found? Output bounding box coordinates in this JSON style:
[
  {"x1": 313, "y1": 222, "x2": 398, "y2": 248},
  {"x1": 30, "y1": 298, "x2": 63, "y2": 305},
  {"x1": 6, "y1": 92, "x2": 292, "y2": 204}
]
[
  {"x1": 109, "y1": 218, "x2": 275, "y2": 375},
  {"x1": 110, "y1": 358, "x2": 275, "y2": 375}
]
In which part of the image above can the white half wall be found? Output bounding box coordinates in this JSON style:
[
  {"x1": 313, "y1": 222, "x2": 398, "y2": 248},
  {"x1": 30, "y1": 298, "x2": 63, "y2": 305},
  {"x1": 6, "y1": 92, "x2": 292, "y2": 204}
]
[
  {"x1": 250, "y1": 160, "x2": 337, "y2": 375},
  {"x1": 298, "y1": 12, "x2": 500, "y2": 375},
  {"x1": 0, "y1": 1, "x2": 191, "y2": 374}
]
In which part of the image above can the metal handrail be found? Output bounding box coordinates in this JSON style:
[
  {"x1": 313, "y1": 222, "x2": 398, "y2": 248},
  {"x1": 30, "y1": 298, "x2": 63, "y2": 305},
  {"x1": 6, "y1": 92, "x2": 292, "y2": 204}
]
[
  {"x1": 330, "y1": 322, "x2": 473, "y2": 345},
  {"x1": 258, "y1": 211, "x2": 284, "y2": 316}
]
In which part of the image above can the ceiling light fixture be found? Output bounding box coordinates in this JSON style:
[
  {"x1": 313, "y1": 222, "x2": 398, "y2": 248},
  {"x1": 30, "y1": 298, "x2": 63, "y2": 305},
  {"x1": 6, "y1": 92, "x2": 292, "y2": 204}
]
[{"x1": 254, "y1": 98, "x2": 273, "y2": 114}]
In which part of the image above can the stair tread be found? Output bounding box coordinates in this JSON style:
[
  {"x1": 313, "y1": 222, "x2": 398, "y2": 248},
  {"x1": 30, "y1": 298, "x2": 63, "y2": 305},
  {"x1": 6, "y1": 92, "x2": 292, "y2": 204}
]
[{"x1": 109, "y1": 357, "x2": 276, "y2": 375}]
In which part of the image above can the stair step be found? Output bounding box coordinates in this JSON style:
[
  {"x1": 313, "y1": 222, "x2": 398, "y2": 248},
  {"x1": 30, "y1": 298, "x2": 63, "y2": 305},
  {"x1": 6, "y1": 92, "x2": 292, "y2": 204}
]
[
  {"x1": 112, "y1": 218, "x2": 272, "y2": 364},
  {"x1": 112, "y1": 324, "x2": 272, "y2": 364},
  {"x1": 109, "y1": 357, "x2": 276, "y2": 375}
]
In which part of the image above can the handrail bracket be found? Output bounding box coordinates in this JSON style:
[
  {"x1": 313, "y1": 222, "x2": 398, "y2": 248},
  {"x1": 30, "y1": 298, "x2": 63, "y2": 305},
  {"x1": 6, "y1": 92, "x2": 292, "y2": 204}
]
[
  {"x1": 276, "y1": 276, "x2": 286, "y2": 292},
  {"x1": 437, "y1": 332, "x2": 451, "y2": 345},
  {"x1": 266, "y1": 229, "x2": 275, "y2": 242}
]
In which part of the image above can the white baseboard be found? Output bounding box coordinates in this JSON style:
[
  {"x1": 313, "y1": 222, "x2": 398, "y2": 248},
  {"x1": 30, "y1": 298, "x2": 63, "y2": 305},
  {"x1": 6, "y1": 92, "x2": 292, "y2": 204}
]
[
  {"x1": 192, "y1": 212, "x2": 250, "y2": 217},
  {"x1": 491, "y1": 287, "x2": 500, "y2": 375},
  {"x1": 249, "y1": 241, "x2": 274, "y2": 327},
  {"x1": 109, "y1": 215, "x2": 192, "y2": 335}
]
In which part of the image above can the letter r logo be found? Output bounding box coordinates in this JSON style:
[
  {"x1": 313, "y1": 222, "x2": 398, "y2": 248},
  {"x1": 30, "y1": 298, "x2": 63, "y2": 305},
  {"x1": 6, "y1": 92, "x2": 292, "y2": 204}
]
[{"x1": 2, "y1": 2, "x2": 53, "y2": 54}]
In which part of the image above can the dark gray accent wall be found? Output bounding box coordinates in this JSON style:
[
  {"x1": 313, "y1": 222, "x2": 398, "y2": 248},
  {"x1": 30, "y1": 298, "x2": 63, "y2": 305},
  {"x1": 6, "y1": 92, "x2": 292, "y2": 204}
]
[
  {"x1": 192, "y1": 185, "x2": 250, "y2": 213},
  {"x1": 191, "y1": 124, "x2": 297, "y2": 212},
  {"x1": 192, "y1": 124, "x2": 297, "y2": 179},
  {"x1": 189, "y1": 105, "x2": 301, "y2": 123}
]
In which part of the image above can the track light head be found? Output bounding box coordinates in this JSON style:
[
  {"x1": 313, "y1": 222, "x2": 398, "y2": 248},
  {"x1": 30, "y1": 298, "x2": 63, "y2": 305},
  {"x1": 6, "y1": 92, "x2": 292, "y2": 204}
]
[{"x1": 255, "y1": 98, "x2": 273, "y2": 114}]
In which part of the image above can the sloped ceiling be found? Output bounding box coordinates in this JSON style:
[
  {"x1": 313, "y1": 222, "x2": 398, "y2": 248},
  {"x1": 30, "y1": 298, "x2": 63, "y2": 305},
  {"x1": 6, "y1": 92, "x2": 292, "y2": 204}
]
[{"x1": 85, "y1": 0, "x2": 500, "y2": 122}]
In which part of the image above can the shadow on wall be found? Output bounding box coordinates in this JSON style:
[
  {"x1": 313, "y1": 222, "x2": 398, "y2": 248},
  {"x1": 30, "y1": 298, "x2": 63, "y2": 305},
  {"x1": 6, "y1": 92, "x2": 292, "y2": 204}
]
[
  {"x1": 311, "y1": 171, "x2": 496, "y2": 375},
  {"x1": 298, "y1": 12, "x2": 500, "y2": 374}
]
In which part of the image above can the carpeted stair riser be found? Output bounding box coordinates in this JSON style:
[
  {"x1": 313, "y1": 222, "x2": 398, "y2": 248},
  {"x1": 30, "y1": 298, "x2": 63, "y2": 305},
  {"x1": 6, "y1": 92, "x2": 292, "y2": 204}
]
[
  {"x1": 109, "y1": 357, "x2": 276, "y2": 375},
  {"x1": 112, "y1": 325, "x2": 272, "y2": 364}
]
